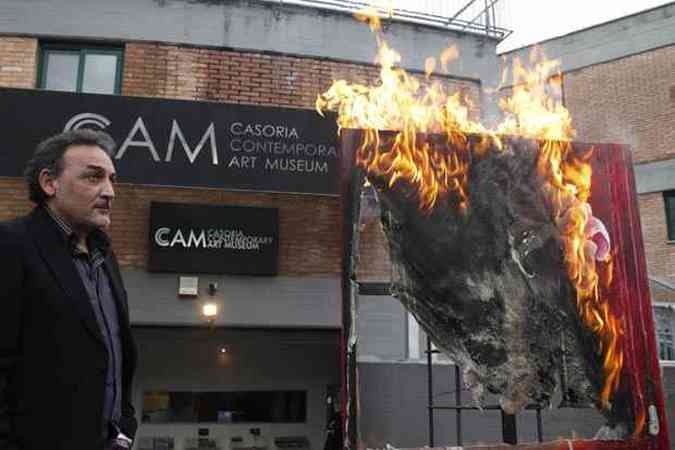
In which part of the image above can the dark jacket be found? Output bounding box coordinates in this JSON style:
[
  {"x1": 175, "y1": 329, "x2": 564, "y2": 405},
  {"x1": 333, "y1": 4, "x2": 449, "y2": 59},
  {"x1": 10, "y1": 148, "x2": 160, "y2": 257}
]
[{"x1": 0, "y1": 207, "x2": 137, "y2": 450}]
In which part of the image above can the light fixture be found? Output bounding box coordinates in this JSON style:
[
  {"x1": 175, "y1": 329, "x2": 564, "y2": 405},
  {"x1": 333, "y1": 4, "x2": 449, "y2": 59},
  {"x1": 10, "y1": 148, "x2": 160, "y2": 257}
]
[
  {"x1": 203, "y1": 303, "x2": 218, "y2": 318},
  {"x1": 219, "y1": 347, "x2": 228, "y2": 354}
]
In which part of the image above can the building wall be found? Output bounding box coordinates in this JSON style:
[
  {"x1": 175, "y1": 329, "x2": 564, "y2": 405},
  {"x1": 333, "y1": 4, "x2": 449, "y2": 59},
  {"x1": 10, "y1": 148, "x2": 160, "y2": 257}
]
[
  {"x1": 359, "y1": 362, "x2": 608, "y2": 448},
  {"x1": 123, "y1": 43, "x2": 371, "y2": 109},
  {"x1": 502, "y1": 3, "x2": 675, "y2": 81},
  {"x1": 562, "y1": 44, "x2": 675, "y2": 165},
  {"x1": 0, "y1": 37, "x2": 37, "y2": 89},
  {"x1": 0, "y1": 37, "x2": 480, "y2": 283},
  {"x1": 357, "y1": 216, "x2": 392, "y2": 282},
  {"x1": 132, "y1": 327, "x2": 340, "y2": 450},
  {"x1": 0, "y1": 0, "x2": 500, "y2": 116},
  {"x1": 639, "y1": 193, "x2": 675, "y2": 282}
]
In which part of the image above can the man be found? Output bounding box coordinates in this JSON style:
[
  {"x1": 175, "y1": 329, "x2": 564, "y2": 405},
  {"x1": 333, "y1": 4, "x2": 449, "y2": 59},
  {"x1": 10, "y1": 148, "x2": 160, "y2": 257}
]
[{"x1": 0, "y1": 129, "x2": 137, "y2": 449}]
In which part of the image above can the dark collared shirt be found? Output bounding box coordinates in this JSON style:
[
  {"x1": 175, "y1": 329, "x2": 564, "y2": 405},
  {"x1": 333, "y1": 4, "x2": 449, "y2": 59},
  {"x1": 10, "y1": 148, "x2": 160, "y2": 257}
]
[{"x1": 44, "y1": 206, "x2": 123, "y2": 428}]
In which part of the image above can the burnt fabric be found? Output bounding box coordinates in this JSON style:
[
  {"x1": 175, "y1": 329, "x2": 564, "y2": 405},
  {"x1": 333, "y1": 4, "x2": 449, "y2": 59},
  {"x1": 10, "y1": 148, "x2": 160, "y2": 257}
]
[{"x1": 369, "y1": 137, "x2": 631, "y2": 430}]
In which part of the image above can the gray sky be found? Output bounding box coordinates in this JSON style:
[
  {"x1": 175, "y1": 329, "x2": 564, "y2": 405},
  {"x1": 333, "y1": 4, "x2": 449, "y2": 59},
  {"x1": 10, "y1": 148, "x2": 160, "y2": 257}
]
[{"x1": 497, "y1": 0, "x2": 673, "y2": 52}]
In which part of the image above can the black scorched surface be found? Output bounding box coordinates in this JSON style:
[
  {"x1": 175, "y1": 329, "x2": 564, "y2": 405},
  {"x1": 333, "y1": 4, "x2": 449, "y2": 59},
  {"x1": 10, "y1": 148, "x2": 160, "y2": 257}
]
[{"x1": 369, "y1": 135, "x2": 631, "y2": 429}]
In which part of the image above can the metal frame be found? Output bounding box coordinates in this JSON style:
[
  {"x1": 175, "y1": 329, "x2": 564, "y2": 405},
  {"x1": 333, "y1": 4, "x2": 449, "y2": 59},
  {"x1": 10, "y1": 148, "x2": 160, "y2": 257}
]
[
  {"x1": 262, "y1": 0, "x2": 512, "y2": 40},
  {"x1": 424, "y1": 337, "x2": 544, "y2": 446}
]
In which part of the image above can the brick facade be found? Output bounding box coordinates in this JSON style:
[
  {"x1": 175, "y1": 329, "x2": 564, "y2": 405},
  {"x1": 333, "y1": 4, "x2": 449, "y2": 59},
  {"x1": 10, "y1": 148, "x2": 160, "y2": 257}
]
[
  {"x1": 121, "y1": 42, "x2": 481, "y2": 111},
  {"x1": 0, "y1": 178, "x2": 31, "y2": 222},
  {"x1": 0, "y1": 37, "x2": 38, "y2": 89},
  {"x1": 563, "y1": 45, "x2": 675, "y2": 165},
  {"x1": 562, "y1": 44, "x2": 675, "y2": 285},
  {"x1": 110, "y1": 186, "x2": 342, "y2": 275},
  {"x1": 0, "y1": 38, "x2": 480, "y2": 280},
  {"x1": 639, "y1": 192, "x2": 675, "y2": 281}
]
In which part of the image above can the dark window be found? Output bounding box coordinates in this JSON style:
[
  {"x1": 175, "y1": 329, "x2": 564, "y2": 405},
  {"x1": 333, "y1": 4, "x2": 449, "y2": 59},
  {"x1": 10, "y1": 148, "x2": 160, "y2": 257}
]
[
  {"x1": 665, "y1": 191, "x2": 675, "y2": 241},
  {"x1": 38, "y1": 44, "x2": 123, "y2": 94},
  {"x1": 654, "y1": 306, "x2": 675, "y2": 361},
  {"x1": 142, "y1": 390, "x2": 307, "y2": 424}
]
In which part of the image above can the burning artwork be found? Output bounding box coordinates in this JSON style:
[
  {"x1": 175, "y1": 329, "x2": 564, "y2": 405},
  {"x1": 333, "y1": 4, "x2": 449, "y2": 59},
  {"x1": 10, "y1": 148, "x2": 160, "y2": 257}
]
[{"x1": 318, "y1": 7, "x2": 669, "y2": 449}]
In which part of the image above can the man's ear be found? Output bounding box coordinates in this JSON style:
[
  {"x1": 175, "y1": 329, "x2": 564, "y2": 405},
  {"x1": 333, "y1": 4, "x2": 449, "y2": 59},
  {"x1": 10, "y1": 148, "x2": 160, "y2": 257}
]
[{"x1": 38, "y1": 168, "x2": 58, "y2": 197}]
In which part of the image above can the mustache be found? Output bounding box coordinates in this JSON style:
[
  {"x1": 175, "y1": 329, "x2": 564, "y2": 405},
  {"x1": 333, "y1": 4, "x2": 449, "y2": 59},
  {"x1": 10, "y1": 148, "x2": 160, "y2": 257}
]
[{"x1": 94, "y1": 200, "x2": 112, "y2": 209}]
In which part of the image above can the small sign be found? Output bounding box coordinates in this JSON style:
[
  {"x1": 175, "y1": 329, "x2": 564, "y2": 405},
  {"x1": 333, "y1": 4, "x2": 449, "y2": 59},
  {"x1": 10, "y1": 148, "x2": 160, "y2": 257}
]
[
  {"x1": 149, "y1": 202, "x2": 279, "y2": 275},
  {"x1": 178, "y1": 276, "x2": 199, "y2": 297}
]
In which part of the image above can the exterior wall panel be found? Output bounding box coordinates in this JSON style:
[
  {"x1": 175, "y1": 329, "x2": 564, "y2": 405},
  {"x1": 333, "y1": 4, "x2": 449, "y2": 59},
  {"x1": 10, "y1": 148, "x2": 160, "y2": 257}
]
[{"x1": 0, "y1": 37, "x2": 37, "y2": 88}]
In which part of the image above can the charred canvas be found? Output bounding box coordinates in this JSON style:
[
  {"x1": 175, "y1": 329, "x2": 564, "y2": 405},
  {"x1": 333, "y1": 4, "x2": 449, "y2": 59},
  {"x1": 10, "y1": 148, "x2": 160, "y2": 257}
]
[{"x1": 362, "y1": 132, "x2": 630, "y2": 435}]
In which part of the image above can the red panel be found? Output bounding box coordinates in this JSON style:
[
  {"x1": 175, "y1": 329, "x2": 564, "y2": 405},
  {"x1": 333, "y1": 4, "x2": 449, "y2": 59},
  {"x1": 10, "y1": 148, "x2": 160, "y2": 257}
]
[{"x1": 586, "y1": 143, "x2": 670, "y2": 450}]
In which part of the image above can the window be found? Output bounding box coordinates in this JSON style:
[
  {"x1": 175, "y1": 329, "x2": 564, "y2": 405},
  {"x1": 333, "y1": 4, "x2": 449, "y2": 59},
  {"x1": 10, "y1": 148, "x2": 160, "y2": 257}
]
[
  {"x1": 407, "y1": 313, "x2": 421, "y2": 360},
  {"x1": 357, "y1": 292, "x2": 453, "y2": 363},
  {"x1": 654, "y1": 306, "x2": 675, "y2": 362},
  {"x1": 142, "y1": 390, "x2": 307, "y2": 424},
  {"x1": 665, "y1": 191, "x2": 675, "y2": 241},
  {"x1": 38, "y1": 44, "x2": 123, "y2": 94},
  {"x1": 357, "y1": 294, "x2": 407, "y2": 361}
]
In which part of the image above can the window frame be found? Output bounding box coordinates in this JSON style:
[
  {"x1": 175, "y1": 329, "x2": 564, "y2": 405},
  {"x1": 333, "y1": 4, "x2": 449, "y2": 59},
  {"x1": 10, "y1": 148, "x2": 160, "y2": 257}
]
[
  {"x1": 653, "y1": 304, "x2": 675, "y2": 366},
  {"x1": 664, "y1": 190, "x2": 675, "y2": 241},
  {"x1": 37, "y1": 43, "x2": 124, "y2": 94}
]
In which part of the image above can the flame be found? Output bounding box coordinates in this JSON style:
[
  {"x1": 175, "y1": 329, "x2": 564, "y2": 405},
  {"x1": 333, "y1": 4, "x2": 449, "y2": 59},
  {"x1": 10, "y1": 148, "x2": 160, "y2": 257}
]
[
  {"x1": 317, "y1": 8, "x2": 640, "y2": 434},
  {"x1": 503, "y1": 56, "x2": 628, "y2": 425},
  {"x1": 317, "y1": 8, "x2": 489, "y2": 212}
]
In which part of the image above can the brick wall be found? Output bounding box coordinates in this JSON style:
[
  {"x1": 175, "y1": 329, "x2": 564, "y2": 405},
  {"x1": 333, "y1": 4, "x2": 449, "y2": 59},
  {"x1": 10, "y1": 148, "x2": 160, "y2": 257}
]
[
  {"x1": 639, "y1": 192, "x2": 675, "y2": 281},
  {"x1": 0, "y1": 37, "x2": 38, "y2": 89},
  {"x1": 123, "y1": 44, "x2": 335, "y2": 107},
  {"x1": 0, "y1": 37, "x2": 38, "y2": 229},
  {"x1": 563, "y1": 45, "x2": 675, "y2": 164},
  {"x1": 0, "y1": 177, "x2": 344, "y2": 276},
  {"x1": 122, "y1": 42, "x2": 481, "y2": 112},
  {"x1": 0, "y1": 178, "x2": 31, "y2": 222},
  {"x1": 562, "y1": 45, "x2": 675, "y2": 286},
  {"x1": 357, "y1": 218, "x2": 391, "y2": 282},
  {"x1": 110, "y1": 185, "x2": 342, "y2": 275}
]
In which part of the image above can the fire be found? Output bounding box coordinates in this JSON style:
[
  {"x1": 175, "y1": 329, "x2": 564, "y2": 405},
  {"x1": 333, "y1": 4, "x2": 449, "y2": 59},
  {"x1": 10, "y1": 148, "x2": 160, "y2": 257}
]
[
  {"x1": 501, "y1": 56, "x2": 625, "y2": 417},
  {"x1": 317, "y1": 7, "x2": 640, "y2": 435},
  {"x1": 317, "y1": 9, "x2": 489, "y2": 212}
]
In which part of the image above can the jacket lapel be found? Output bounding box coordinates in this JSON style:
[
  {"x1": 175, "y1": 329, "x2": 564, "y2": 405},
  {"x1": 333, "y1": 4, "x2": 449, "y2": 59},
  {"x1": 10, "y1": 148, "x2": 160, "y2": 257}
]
[{"x1": 28, "y1": 208, "x2": 106, "y2": 347}]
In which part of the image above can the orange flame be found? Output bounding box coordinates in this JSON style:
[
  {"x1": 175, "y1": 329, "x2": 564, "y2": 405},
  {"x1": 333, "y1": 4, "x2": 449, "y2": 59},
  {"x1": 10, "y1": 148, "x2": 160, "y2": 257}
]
[
  {"x1": 317, "y1": 8, "x2": 489, "y2": 212},
  {"x1": 317, "y1": 9, "x2": 637, "y2": 433}
]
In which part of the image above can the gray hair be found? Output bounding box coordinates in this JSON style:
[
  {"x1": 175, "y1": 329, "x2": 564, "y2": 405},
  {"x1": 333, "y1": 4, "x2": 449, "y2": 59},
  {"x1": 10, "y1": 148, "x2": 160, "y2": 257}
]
[{"x1": 23, "y1": 129, "x2": 116, "y2": 204}]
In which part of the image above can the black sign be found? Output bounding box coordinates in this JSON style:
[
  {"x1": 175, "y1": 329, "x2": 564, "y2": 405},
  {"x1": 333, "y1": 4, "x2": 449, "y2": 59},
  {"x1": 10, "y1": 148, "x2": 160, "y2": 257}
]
[
  {"x1": 148, "y1": 202, "x2": 279, "y2": 275},
  {"x1": 0, "y1": 88, "x2": 338, "y2": 195}
]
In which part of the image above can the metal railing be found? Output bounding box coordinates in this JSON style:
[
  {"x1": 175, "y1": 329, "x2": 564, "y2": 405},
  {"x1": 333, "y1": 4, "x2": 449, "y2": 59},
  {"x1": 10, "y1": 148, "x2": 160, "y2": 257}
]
[
  {"x1": 260, "y1": 0, "x2": 513, "y2": 40},
  {"x1": 425, "y1": 338, "x2": 544, "y2": 446}
]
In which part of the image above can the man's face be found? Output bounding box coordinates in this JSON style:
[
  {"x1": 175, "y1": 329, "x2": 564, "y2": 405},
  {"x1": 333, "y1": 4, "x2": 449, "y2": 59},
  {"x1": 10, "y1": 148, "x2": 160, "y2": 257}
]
[{"x1": 43, "y1": 144, "x2": 116, "y2": 232}]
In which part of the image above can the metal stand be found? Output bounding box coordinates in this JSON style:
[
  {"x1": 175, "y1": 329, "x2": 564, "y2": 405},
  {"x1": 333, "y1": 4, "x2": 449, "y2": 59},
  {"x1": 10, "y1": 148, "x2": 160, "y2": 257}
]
[{"x1": 425, "y1": 336, "x2": 544, "y2": 446}]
